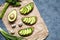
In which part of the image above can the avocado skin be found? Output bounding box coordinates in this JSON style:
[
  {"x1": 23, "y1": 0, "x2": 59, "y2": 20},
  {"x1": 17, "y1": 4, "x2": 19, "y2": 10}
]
[{"x1": 8, "y1": 9, "x2": 17, "y2": 22}]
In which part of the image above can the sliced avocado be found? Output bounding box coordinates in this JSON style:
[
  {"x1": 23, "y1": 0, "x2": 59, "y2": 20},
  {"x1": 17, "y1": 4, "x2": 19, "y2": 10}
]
[
  {"x1": 30, "y1": 17, "x2": 36, "y2": 24},
  {"x1": 22, "y1": 16, "x2": 37, "y2": 25},
  {"x1": 8, "y1": 10, "x2": 17, "y2": 22},
  {"x1": 26, "y1": 5, "x2": 31, "y2": 13},
  {"x1": 20, "y1": 2, "x2": 34, "y2": 15},
  {"x1": 23, "y1": 18, "x2": 28, "y2": 23},
  {"x1": 20, "y1": 7, "x2": 28, "y2": 14},
  {"x1": 25, "y1": 18, "x2": 28, "y2": 23},
  {"x1": 23, "y1": 7, "x2": 28, "y2": 14},
  {"x1": 23, "y1": 18, "x2": 27, "y2": 22},
  {"x1": 18, "y1": 27, "x2": 34, "y2": 36},
  {"x1": 28, "y1": 17, "x2": 32, "y2": 23},
  {"x1": 27, "y1": 2, "x2": 34, "y2": 12}
]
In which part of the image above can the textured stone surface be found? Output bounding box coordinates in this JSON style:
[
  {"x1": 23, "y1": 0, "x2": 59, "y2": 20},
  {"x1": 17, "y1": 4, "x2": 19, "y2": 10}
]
[
  {"x1": 0, "y1": 0, "x2": 60, "y2": 40},
  {"x1": 34, "y1": 0, "x2": 60, "y2": 40}
]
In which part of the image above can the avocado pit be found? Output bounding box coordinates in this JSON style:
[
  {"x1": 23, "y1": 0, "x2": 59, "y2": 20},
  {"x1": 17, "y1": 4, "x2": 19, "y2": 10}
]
[{"x1": 10, "y1": 13, "x2": 15, "y2": 19}]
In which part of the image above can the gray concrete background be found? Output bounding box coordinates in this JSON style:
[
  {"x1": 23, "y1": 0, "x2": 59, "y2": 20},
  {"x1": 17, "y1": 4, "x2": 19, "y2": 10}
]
[{"x1": 0, "y1": 0, "x2": 60, "y2": 40}]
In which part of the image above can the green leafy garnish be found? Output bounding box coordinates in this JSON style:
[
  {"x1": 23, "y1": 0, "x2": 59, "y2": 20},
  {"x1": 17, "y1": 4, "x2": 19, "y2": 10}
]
[
  {"x1": 0, "y1": 27, "x2": 27, "y2": 40},
  {"x1": 0, "y1": 0, "x2": 21, "y2": 19}
]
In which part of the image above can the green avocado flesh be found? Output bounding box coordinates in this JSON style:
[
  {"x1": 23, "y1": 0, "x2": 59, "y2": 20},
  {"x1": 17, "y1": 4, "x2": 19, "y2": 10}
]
[
  {"x1": 18, "y1": 27, "x2": 34, "y2": 36},
  {"x1": 20, "y1": 2, "x2": 34, "y2": 15},
  {"x1": 8, "y1": 10, "x2": 17, "y2": 22},
  {"x1": 22, "y1": 16, "x2": 37, "y2": 25}
]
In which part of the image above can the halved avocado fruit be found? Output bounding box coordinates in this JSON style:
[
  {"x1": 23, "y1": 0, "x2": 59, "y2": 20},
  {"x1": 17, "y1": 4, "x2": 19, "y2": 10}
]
[
  {"x1": 8, "y1": 10, "x2": 17, "y2": 22},
  {"x1": 22, "y1": 16, "x2": 37, "y2": 25},
  {"x1": 20, "y1": 2, "x2": 34, "y2": 15},
  {"x1": 18, "y1": 27, "x2": 34, "y2": 36}
]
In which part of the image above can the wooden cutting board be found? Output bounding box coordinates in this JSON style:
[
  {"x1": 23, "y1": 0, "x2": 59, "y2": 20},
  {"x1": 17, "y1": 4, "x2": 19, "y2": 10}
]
[{"x1": 0, "y1": 0, "x2": 48, "y2": 40}]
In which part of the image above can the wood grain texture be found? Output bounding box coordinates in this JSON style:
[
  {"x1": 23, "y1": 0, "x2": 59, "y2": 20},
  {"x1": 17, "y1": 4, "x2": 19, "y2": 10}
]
[{"x1": 0, "y1": 0, "x2": 48, "y2": 40}]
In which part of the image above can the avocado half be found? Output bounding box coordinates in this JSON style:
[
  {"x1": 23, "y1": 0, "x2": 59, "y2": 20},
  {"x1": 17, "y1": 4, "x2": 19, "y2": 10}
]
[
  {"x1": 18, "y1": 27, "x2": 34, "y2": 36},
  {"x1": 22, "y1": 16, "x2": 37, "y2": 25},
  {"x1": 8, "y1": 10, "x2": 17, "y2": 22},
  {"x1": 20, "y1": 2, "x2": 34, "y2": 15}
]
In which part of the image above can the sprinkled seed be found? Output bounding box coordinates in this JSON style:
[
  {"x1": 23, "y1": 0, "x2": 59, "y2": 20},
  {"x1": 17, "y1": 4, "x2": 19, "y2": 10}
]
[
  {"x1": 18, "y1": 22, "x2": 23, "y2": 27},
  {"x1": 9, "y1": 30, "x2": 15, "y2": 34},
  {"x1": 11, "y1": 24, "x2": 16, "y2": 28}
]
